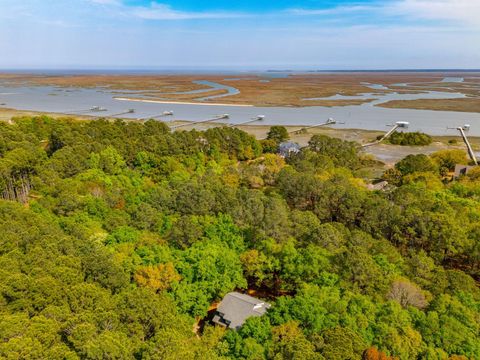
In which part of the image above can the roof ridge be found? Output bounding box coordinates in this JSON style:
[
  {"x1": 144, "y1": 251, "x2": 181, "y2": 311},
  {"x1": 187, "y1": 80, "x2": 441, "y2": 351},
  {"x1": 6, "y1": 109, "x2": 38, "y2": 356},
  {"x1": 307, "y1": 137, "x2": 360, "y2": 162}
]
[{"x1": 228, "y1": 292, "x2": 263, "y2": 305}]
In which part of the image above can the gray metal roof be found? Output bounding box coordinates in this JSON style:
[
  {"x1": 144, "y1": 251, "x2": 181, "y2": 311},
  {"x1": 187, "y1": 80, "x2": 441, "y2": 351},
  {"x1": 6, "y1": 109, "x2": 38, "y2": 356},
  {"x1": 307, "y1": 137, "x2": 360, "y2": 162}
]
[
  {"x1": 278, "y1": 141, "x2": 301, "y2": 158},
  {"x1": 212, "y1": 292, "x2": 271, "y2": 330}
]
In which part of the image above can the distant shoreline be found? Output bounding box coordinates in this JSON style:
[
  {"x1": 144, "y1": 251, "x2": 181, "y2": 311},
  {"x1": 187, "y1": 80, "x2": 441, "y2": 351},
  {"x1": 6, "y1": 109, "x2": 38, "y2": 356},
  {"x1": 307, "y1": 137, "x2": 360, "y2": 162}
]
[
  {"x1": 115, "y1": 97, "x2": 254, "y2": 107},
  {"x1": 1, "y1": 69, "x2": 480, "y2": 76}
]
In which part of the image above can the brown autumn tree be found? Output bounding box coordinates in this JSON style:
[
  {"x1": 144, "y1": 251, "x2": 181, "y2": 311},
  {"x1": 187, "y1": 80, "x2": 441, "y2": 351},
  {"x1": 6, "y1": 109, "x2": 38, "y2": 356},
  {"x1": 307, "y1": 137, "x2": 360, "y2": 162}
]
[
  {"x1": 387, "y1": 278, "x2": 428, "y2": 309},
  {"x1": 363, "y1": 347, "x2": 396, "y2": 360},
  {"x1": 134, "y1": 263, "x2": 181, "y2": 292}
]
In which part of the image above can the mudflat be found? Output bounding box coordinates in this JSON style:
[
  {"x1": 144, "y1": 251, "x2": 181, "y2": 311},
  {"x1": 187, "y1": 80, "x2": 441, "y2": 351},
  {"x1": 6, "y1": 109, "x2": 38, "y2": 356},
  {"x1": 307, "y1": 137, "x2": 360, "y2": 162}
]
[
  {"x1": 378, "y1": 98, "x2": 480, "y2": 113},
  {"x1": 1, "y1": 72, "x2": 479, "y2": 110}
]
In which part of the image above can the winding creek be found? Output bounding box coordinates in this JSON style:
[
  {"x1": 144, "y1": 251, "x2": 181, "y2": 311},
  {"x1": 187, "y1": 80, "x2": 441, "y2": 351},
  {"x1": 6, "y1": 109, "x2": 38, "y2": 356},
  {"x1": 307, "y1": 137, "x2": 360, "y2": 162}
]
[
  {"x1": 0, "y1": 78, "x2": 479, "y2": 136},
  {"x1": 162, "y1": 80, "x2": 240, "y2": 100},
  {"x1": 304, "y1": 90, "x2": 467, "y2": 106}
]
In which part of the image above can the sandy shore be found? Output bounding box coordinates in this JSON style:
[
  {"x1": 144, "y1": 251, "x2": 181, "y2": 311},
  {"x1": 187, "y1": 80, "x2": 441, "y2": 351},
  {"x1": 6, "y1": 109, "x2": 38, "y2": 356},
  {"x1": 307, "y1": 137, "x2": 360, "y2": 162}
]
[{"x1": 115, "y1": 97, "x2": 254, "y2": 107}]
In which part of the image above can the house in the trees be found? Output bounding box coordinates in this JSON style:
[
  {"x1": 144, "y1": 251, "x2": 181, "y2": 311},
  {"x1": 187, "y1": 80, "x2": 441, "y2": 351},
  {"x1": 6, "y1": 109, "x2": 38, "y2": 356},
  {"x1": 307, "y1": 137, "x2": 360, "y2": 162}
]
[
  {"x1": 366, "y1": 180, "x2": 390, "y2": 191},
  {"x1": 454, "y1": 164, "x2": 475, "y2": 178},
  {"x1": 278, "y1": 141, "x2": 301, "y2": 158},
  {"x1": 212, "y1": 292, "x2": 271, "y2": 330}
]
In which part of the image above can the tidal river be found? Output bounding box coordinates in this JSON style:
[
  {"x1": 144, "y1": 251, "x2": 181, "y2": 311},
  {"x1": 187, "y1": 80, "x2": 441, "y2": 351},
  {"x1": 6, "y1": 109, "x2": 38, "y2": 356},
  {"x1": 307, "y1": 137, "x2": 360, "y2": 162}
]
[{"x1": 0, "y1": 81, "x2": 479, "y2": 136}]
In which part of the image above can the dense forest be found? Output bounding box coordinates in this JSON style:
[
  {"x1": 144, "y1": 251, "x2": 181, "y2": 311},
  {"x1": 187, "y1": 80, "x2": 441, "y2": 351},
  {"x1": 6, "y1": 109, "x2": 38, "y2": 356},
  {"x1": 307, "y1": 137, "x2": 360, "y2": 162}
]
[{"x1": 0, "y1": 116, "x2": 479, "y2": 359}]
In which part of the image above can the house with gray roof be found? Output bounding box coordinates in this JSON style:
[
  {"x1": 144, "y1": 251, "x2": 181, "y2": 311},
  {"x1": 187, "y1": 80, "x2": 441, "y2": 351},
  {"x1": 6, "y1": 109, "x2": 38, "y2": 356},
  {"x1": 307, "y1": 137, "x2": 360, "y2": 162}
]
[
  {"x1": 212, "y1": 292, "x2": 271, "y2": 330},
  {"x1": 278, "y1": 141, "x2": 301, "y2": 158}
]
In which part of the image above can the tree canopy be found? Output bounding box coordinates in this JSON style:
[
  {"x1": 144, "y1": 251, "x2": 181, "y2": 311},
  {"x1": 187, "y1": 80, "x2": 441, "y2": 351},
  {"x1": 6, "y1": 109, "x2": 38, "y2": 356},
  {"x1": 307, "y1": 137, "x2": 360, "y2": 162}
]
[{"x1": 0, "y1": 115, "x2": 478, "y2": 359}]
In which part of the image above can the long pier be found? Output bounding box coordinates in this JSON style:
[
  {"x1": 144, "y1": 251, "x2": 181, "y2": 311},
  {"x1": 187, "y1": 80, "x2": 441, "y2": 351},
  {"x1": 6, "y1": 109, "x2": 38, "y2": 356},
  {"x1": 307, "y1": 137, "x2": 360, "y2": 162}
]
[
  {"x1": 450, "y1": 125, "x2": 478, "y2": 165},
  {"x1": 288, "y1": 118, "x2": 337, "y2": 135},
  {"x1": 64, "y1": 109, "x2": 92, "y2": 115},
  {"x1": 228, "y1": 115, "x2": 265, "y2": 128},
  {"x1": 138, "y1": 111, "x2": 174, "y2": 121},
  {"x1": 63, "y1": 106, "x2": 108, "y2": 115},
  {"x1": 362, "y1": 121, "x2": 409, "y2": 148},
  {"x1": 108, "y1": 109, "x2": 135, "y2": 118},
  {"x1": 170, "y1": 114, "x2": 229, "y2": 130}
]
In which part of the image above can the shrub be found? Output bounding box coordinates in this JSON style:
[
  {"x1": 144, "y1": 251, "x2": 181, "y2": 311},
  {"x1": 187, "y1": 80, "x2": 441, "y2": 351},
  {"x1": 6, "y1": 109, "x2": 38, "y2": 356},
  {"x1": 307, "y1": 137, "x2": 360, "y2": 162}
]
[{"x1": 386, "y1": 132, "x2": 432, "y2": 146}]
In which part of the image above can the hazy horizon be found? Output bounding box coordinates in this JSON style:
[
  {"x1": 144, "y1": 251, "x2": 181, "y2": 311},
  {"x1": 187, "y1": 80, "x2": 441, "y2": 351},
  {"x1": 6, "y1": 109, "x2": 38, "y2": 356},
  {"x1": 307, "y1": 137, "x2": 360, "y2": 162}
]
[{"x1": 1, "y1": 68, "x2": 480, "y2": 74}]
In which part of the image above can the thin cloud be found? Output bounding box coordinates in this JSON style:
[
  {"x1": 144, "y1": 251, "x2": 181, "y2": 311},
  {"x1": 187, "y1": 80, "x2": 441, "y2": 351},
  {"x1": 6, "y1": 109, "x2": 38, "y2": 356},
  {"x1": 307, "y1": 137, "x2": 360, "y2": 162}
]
[
  {"x1": 289, "y1": 0, "x2": 480, "y2": 28},
  {"x1": 83, "y1": 0, "x2": 480, "y2": 26},
  {"x1": 131, "y1": 3, "x2": 247, "y2": 20},
  {"x1": 87, "y1": 1, "x2": 248, "y2": 21},
  {"x1": 388, "y1": 0, "x2": 480, "y2": 28},
  {"x1": 288, "y1": 5, "x2": 376, "y2": 16},
  {"x1": 87, "y1": 0, "x2": 122, "y2": 5}
]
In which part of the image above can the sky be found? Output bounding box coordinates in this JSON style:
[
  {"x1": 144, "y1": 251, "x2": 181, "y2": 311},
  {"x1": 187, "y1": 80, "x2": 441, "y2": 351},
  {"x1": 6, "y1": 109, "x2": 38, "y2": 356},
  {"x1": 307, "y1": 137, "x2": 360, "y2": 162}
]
[{"x1": 0, "y1": 0, "x2": 479, "y2": 70}]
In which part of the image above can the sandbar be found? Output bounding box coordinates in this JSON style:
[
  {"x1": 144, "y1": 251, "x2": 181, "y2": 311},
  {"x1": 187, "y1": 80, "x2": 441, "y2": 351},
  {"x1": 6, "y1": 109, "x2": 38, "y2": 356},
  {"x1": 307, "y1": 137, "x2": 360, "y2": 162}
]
[{"x1": 114, "y1": 97, "x2": 254, "y2": 107}]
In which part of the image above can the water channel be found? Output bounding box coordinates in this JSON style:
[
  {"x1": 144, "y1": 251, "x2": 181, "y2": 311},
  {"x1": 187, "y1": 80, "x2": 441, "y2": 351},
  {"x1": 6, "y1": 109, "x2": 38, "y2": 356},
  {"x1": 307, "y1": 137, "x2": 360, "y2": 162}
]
[{"x1": 0, "y1": 78, "x2": 479, "y2": 136}]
